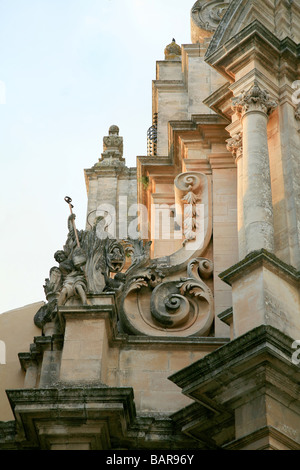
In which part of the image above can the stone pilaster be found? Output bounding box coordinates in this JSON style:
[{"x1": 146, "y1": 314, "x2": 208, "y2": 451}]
[
  {"x1": 232, "y1": 82, "x2": 277, "y2": 255},
  {"x1": 226, "y1": 131, "x2": 244, "y2": 260}
]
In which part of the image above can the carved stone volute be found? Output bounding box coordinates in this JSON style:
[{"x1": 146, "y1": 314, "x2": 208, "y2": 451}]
[{"x1": 118, "y1": 256, "x2": 214, "y2": 337}]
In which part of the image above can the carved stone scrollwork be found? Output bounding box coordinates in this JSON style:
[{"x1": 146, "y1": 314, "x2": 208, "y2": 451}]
[
  {"x1": 34, "y1": 213, "x2": 127, "y2": 329},
  {"x1": 119, "y1": 255, "x2": 214, "y2": 337}
]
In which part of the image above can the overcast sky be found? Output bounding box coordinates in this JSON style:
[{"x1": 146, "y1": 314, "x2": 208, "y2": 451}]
[{"x1": 0, "y1": 0, "x2": 192, "y2": 314}]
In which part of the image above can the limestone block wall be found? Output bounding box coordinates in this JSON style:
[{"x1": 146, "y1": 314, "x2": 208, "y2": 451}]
[
  {"x1": 106, "y1": 345, "x2": 206, "y2": 414},
  {"x1": 153, "y1": 44, "x2": 227, "y2": 157},
  {"x1": 49, "y1": 305, "x2": 228, "y2": 416},
  {"x1": 85, "y1": 167, "x2": 137, "y2": 238},
  {"x1": 182, "y1": 44, "x2": 227, "y2": 117}
]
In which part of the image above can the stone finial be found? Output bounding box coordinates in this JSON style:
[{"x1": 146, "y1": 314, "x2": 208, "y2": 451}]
[
  {"x1": 108, "y1": 125, "x2": 119, "y2": 136},
  {"x1": 97, "y1": 125, "x2": 125, "y2": 166},
  {"x1": 164, "y1": 39, "x2": 181, "y2": 61},
  {"x1": 232, "y1": 82, "x2": 277, "y2": 119}
]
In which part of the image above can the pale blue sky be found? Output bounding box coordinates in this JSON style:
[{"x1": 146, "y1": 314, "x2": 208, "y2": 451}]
[{"x1": 0, "y1": 0, "x2": 192, "y2": 314}]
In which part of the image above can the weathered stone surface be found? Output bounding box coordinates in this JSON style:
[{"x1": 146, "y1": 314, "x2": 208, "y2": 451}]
[
  {"x1": 170, "y1": 325, "x2": 300, "y2": 450},
  {"x1": 2, "y1": 0, "x2": 300, "y2": 452}
]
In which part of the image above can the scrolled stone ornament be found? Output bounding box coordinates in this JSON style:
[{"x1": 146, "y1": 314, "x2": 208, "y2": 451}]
[
  {"x1": 150, "y1": 282, "x2": 190, "y2": 328},
  {"x1": 118, "y1": 254, "x2": 214, "y2": 337},
  {"x1": 187, "y1": 257, "x2": 214, "y2": 281},
  {"x1": 175, "y1": 172, "x2": 202, "y2": 192}
]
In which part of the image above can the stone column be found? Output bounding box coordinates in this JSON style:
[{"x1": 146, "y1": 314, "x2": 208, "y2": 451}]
[
  {"x1": 226, "y1": 131, "x2": 245, "y2": 260},
  {"x1": 232, "y1": 82, "x2": 277, "y2": 255}
]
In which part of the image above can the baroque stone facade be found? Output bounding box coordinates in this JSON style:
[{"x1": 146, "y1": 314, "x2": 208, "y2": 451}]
[{"x1": 1, "y1": 0, "x2": 300, "y2": 450}]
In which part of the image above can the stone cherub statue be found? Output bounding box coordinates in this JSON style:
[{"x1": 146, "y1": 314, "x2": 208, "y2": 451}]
[
  {"x1": 53, "y1": 249, "x2": 88, "y2": 306},
  {"x1": 34, "y1": 203, "x2": 130, "y2": 329}
]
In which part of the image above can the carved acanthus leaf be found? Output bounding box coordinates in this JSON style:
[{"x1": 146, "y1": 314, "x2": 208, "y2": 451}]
[
  {"x1": 119, "y1": 256, "x2": 214, "y2": 337},
  {"x1": 226, "y1": 132, "x2": 243, "y2": 161},
  {"x1": 232, "y1": 82, "x2": 277, "y2": 118}
]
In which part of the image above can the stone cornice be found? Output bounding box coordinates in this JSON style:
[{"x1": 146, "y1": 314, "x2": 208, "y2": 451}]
[
  {"x1": 168, "y1": 324, "x2": 300, "y2": 449},
  {"x1": 4, "y1": 386, "x2": 201, "y2": 450},
  {"x1": 202, "y1": 82, "x2": 233, "y2": 121},
  {"x1": 168, "y1": 324, "x2": 297, "y2": 392},
  {"x1": 224, "y1": 425, "x2": 300, "y2": 451},
  {"x1": 152, "y1": 80, "x2": 186, "y2": 93},
  {"x1": 217, "y1": 307, "x2": 233, "y2": 326},
  {"x1": 219, "y1": 249, "x2": 300, "y2": 287},
  {"x1": 205, "y1": 20, "x2": 300, "y2": 82},
  {"x1": 56, "y1": 297, "x2": 230, "y2": 350}
]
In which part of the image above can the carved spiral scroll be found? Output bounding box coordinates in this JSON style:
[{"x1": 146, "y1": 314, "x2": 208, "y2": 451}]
[
  {"x1": 175, "y1": 173, "x2": 202, "y2": 192},
  {"x1": 119, "y1": 256, "x2": 214, "y2": 337},
  {"x1": 150, "y1": 282, "x2": 190, "y2": 328},
  {"x1": 187, "y1": 257, "x2": 213, "y2": 280}
]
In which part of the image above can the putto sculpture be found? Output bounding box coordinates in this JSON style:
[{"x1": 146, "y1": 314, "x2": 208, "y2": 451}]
[
  {"x1": 35, "y1": 183, "x2": 215, "y2": 339},
  {"x1": 34, "y1": 197, "x2": 128, "y2": 329}
]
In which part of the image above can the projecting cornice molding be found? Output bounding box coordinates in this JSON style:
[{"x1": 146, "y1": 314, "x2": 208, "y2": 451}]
[
  {"x1": 206, "y1": 0, "x2": 300, "y2": 59},
  {"x1": 205, "y1": 20, "x2": 300, "y2": 82},
  {"x1": 169, "y1": 324, "x2": 300, "y2": 449},
  {"x1": 219, "y1": 249, "x2": 300, "y2": 288}
]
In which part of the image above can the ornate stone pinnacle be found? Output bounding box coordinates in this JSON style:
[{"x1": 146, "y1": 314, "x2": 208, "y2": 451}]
[
  {"x1": 232, "y1": 82, "x2": 277, "y2": 119},
  {"x1": 96, "y1": 125, "x2": 125, "y2": 166}
]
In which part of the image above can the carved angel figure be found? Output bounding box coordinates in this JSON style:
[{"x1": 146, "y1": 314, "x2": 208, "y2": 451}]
[{"x1": 54, "y1": 250, "x2": 88, "y2": 306}]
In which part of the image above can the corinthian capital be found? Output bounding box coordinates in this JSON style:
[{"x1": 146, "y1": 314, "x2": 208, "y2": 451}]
[
  {"x1": 232, "y1": 82, "x2": 277, "y2": 119},
  {"x1": 226, "y1": 132, "x2": 243, "y2": 163}
]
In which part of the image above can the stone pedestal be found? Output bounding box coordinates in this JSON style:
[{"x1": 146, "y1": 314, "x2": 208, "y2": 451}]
[
  {"x1": 219, "y1": 250, "x2": 300, "y2": 341},
  {"x1": 58, "y1": 295, "x2": 117, "y2": 384}
]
